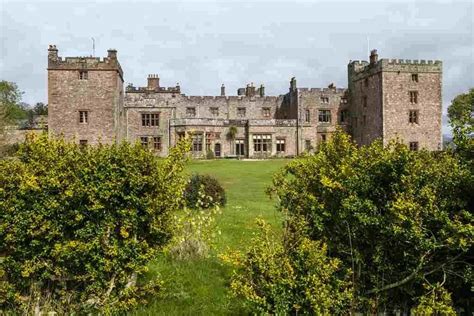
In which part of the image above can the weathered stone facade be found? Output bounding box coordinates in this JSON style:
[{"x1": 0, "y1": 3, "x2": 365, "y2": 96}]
[{"x1": 47, "y1": 46, "x2": 442, "y2": 157}]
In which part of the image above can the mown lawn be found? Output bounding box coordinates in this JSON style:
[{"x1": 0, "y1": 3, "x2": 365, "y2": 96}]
[{"x1": 132, "y1": 159, "x2": 289, "y2": 315}]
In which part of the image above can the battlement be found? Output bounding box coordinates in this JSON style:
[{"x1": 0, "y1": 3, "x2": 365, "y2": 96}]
[
  {"x1": 298, "y1": 87, "x2": 347, "y2": 94},
  {"x1": 47, "y1": 45, "x2": 123, "y2": 78},
  {"x1": 126, "y1": 85, "x2": 181, "y2": 94}
]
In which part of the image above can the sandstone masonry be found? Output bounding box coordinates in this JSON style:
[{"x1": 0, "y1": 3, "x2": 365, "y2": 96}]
[{"x1": 47, "y1": 46, "x2": 442, "y2": 157}]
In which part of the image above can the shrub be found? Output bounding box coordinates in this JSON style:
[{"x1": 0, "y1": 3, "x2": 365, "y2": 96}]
[
  {"x1": 224, "y1": 218, "x2": 353, "y2": 314},
  {"x1": 206, "y1": 149, "x2": 215, "y2": 160},
  {"x1": 184, "y1": 174, "x2": 226, "y2": 209},
  {"x1": 0, "y1": 133, "x2": 190, "y2": 313},
  {"x1": 269, "y1": 131, "x2": 473, "y2": 312}
]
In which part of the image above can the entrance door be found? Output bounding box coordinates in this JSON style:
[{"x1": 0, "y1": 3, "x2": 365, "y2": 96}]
[
  {"x1": 214, "y1": 143, "x2": 221, "y2": 157},
  {"x1": 235, "y1": 139, "x2": 245, "y2": 156}
]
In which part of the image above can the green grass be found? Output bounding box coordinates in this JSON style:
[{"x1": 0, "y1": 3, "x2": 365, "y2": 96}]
[{"x1": 132, "y1": 159, "x2": 289, "y2": 315}]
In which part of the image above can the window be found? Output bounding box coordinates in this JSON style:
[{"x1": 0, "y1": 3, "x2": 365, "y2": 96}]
[
  {"x1": 276, "y1": 139, "x2": 285, "y2": 153},
  {"x1": 262, "y1": 107, "x2": 271, "y2": 118},
  {"x1": 363, "y1": 115, "x2": 367, "y2": 125},
  {"x1": 79, "y1": 139, "x2": 88, "y2": 147},
  {"x1": 141, "y1": 113, "x2": 160, "y2": 127},
  {"x1": 409, "y1": 110, "x2": 419, "y2": 124},
  {"x1": 79, "y1": 111, "x2": 88, "y2": 123},
  {"x1": 235, "y1": 139, "x2": 245, "y2": 156},
  {"x1": 210, "y1": 107, "x2": 219, "y2": 116},
  {"x1": 340, "y1": 110, "x2": 348, "y2": 123},
  {"x1": 410, "y1": 91, "x2": 418, "y2": 104},
  {"x1": 409, "y1": 142, "x2": 419, "y2": 151},
  {"x1": 153, "y1": 136, "x2": 162, "y2": 151},
  {"x1": 237, "y1": 107, "x2": 246, "y2": 117},
  {"x1": 321, "y1": 134, "x2": 327, "y2": 142},
  {"x1": 140, "y1": 136, "x2": 149, "y2": 148},
  {"x1": 318, "y1": 110, "x2": 331, "y2": 123},
  {"x1": 79, "y1": 71, "x2": 88, "y2": 80},
  {"x1": 177, "y1": 132, "x2": 186, "y2": 140},
  {"x1": 192, "y1": 133, "x2": 203, "y2": 152},
  {"x1": 305, "y1": 140, "x2": 311, "y2": 151},
  {"x1": 321, "y1": 97, "x2": 329, "y2": 103},
  {"x1": 364, "y1": 78, "x2": 369, "y2": 87},
  {"x1": 411, "y1": 74, "x2": 418, "y2": 82},
  {"x1": 206, "y1": 134, "x2": 212, "y2": 151},
  {"x1": 363, "y1": 96, "x2": 367, "y2": 107},
  {"x1": 253, "y1": 134, "x2": 271, "y2": 154},
  {"x1": 186, "y1": 107, "x2": 196, "y2": 117},
  {"x1": 305, "y1": 109, "x2": 310, "y2": 123}
]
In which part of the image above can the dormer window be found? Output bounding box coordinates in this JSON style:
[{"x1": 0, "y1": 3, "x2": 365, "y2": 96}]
[
  {"x1": 79, "y1": 71, "x2": 88, "y2": 80},
  {"x1": 411, "y1": 74, "x2": 418, "y2": 82}
]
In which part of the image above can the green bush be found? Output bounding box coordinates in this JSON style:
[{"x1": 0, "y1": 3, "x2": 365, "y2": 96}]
[
  {"x1": 184, "y1": 174, "x2": 226, "y2": 209},
  {"x1": 225, "y1": 218, "x2": 352, "y2": 314},
  {"x1": 206, "y1": 150, "x2": 215, "y2": 160},
  {"x1": 269, "y1": 131, "x2": 473, "y2": 312},
  {"x1": 0, "y1": 133, "x2": 190, "y2": 313}
]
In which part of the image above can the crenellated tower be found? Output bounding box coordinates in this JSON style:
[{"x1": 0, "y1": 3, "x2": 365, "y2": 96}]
[
  {"x1": 348, "y1": 49, "x2": 442, "y2": 150},
  {"x1": 47, "y1": 45, "x2": 124, "y2": 145}
]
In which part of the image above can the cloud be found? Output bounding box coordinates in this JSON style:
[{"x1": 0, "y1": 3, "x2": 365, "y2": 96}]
[{"x1": 1, "y1": 0, "x2": 472, "y2": 135}]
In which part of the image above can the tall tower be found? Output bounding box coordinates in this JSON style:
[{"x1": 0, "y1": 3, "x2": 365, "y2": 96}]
[
  {"x1": 348, "y1": 49, "x2": 442, "y2": 150},
  {"x1": 47, "y1": 45, "x2": 124, "y2": 145}
]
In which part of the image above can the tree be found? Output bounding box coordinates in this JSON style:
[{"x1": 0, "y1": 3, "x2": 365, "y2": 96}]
[
  {"x1": 33, "y1": 102, "x2": 48, "y2": 115},
  {"x1": 448, "y1": 88, "x2": 474, "y2": 155},
  {"x1": 0, "y1": 134, "x2": 190, "y2": 313},
  {"x1": 0, "y1": 81, "x2": 26, "y2": 124},
  {"x1": 226, "y1": 125, "x2": 238, "y2": 155},
  {"x1": 269, "y1": 132, "x2": 473, "y2": 312}
]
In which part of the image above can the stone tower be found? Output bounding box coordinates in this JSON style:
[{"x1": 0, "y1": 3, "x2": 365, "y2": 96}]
[
  {"x1": 47, "y1": 45, "x2": 124, "y2": 145},
  {"x1": 348, "y1": 49, "x2": 442, "y2": 150}
]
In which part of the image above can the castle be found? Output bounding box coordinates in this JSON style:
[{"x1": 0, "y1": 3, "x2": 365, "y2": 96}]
[{"x1": 47, "y1": 45, "x2": 442, "y2": 157}]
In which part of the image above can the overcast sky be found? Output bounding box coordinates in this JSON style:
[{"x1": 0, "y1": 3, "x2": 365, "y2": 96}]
[{"x1": 1, "y1": 0, "x2": 473, "y2": 134}]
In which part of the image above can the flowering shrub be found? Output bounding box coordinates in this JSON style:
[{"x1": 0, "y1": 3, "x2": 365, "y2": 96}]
[
  {"x1": 184, "y1": 174, "x2": 226, "y2": 209},
  {"x1": 0, "y1": 134, "x2": 190, "y2": 313}
]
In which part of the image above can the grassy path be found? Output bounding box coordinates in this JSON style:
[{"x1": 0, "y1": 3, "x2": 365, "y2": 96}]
[{"x1": 133, "y1": 159, "x2": 288, "y2": 315}]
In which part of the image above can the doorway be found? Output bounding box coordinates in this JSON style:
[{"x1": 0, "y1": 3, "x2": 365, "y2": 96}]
[{"x1": 214, "y1": 143, "x2": 221, "y2": 157}]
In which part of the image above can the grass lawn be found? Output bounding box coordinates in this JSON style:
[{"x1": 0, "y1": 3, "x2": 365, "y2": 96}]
[{"x1": 132, "y1": 159, "x2": 289, "y2": 315}]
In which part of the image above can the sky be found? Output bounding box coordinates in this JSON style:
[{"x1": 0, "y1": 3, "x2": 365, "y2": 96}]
[{"x1": 1, "y1": 0, "x2": 473, "y2": 135}]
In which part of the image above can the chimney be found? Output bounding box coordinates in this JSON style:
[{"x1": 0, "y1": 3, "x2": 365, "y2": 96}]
[
  {"x1": 107, "y1": 49, "x2": 117, "y2": 59},
  {"x1": 237, "y1": 88, "x2": 245, "y2": 96},
  {"x1": 259, "y1": 84, "x2": 265, "y2": 97},
  {"x1": 290, "y1": 77, "x2": 297, "y2": 92},
  {"x1": 48, "y1": 45, "x2": 59, "y2": 64},
  {"x1": 221, "y1": 84, "x2": 225, "y2": 96},
  {"x1": 370, "y1": 49, "x2": 378, "y2": 65},
  {"x1": 147, "y1": 74, "x2": 160, "y2": 90}
]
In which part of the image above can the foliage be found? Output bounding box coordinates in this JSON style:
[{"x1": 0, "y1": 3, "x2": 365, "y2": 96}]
[
  {"x1": 224, "y1": 217, "x2": 352, "y2": 314},
  {"x1": 184, "y1": 174, "x2": 227, "y2": 209},
  {"x1": 226, "y1": 125, "x2": 238, "y2": 141},
  {"x1": 412, "y1": 283, "x2": 456, "y2": 315},
  {"x1": 0, "y1": 81, "x2": 27, "y2": 123},
  {"x1": 269, "y1": 131, "x2": 473, "y2": 312},
  {"x1": 0, "y1": 133, "x2": 190, "y2": 313},
  {"x1": 448, "y1": 88, "x2": 474, "y2": 155},
  {"x1": 206, "y1": 149, "x2": 215, "y2": 159},
  {"x1": 166, "y1": 189, "x2": 222, "y2": 260}
]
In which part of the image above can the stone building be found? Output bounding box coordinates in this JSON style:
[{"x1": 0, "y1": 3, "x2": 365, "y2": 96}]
[{"x1": 47, "y1": 46, "x2": 442, "y2": 157}]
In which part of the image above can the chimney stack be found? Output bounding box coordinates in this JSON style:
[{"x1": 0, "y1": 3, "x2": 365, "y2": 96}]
[
  {"x1": 221, "y1": 84, "x2": 225, "y2": 96},
  {"x1": 107, "y1": 49, "x2": 117, "y2": 59},
  {"x1": 48, "y1": 45, "x2": 59, "y2": 64},
  {"x1": 147, "y1": 74, "x2": 160, "y2": 91},
  {"x1": 259, "y1": 84, "x2": 265, "y2": 97},
  {"x1": 370, "y1": 49, "x2": 378, "y2": 65}
]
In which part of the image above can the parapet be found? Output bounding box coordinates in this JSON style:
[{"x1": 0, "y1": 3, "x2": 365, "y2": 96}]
[{"x1": 47, "y1": 45, "x2": 123, "y2": 79}]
